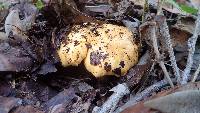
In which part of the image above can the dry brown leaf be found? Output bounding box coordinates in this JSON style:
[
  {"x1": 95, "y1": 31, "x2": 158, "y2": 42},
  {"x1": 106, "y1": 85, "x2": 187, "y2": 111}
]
[
  {"x1": 0, "y1": 42, "x2": 33, "y2": 72},
  {"x1": 0, "y1": 96, "x2": 22, "y2": 113},
  {"x1": 170, "y1": 27, "x2": 191, "y2": 52},
  {"x1": 0, "y1": 8, "x2": 8, "y2": 23},
  {"x1": 121, "y1": 81, "x2": 200, "y2": 113},
  {"x1": 144, "y1": 90, "x2": 200, "y2": 113},
  {"x1": 121, "y1": 51, "x2": 151, "y2": 87},
  {"x1": 13, "y1": 105, "x2": 44, "y2": 113},
  {"x1": 173, "y1": 16, "x2": 196, "y2": 34},
  {"x1": 43, "y1": 82, "x2": 96, "y2": 113}
]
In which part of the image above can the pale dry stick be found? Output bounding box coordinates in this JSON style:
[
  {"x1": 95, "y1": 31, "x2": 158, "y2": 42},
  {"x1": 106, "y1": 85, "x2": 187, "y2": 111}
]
[
  {"x1": 192, "y1": 64, "x2": 200, "y2": 82},
  {"x1": 150, "y1": 23, "x2": 174, "y2": 87},
  {"x1": 158, "y1": 17, "x2": 181, "y2": 84},
  {"x1": 181, "y1": 10, "x2": 200, "y2": 84},
  {"x1": 92, "y1": 83, "x2": 130, "y2": 113},
  {"x1": 114, "y1": 79, "x2": 175, "y2": 113},
  {"x1": 156, "y1": 0, "x2": 181, "y2": 83}
]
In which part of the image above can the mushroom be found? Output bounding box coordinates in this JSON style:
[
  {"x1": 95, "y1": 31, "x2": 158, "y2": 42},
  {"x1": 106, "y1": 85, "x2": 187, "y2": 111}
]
[
  {"x1": 57, "y1": 23, "x2": 139, "y2": 77},
  {"x1": 57, "y1": 25, "x2": 93, "y2": 66}
]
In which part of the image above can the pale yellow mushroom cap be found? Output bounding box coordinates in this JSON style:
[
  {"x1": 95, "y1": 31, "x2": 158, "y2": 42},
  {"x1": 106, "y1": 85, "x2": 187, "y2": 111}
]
[
  {"x1": 84, "y1": 24, "x2": 138, "y2": 77},
  {"x1": 57, "y1": 23, "x2": 139, "y2": 77},
  {"x1": 57, "y1": 25, "x2": 93, "y2": 66}
]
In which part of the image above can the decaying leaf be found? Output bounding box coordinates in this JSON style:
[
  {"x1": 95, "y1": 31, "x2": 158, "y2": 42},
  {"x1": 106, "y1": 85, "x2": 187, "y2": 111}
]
[
  {"x1": 144, "y1": 90, "x2": 200, "y2": 113},
  {"x1": 0, "y1": 8, "x2": 8, "y2": 23},
  {"x1": 121, "y1": 81, "x2": 200, "y2": 113},
  {"x1": 170, "y1": 27, "x2": 191, "y2": 52},
  {"x1": 173, "y1": 16, "x2": 196, "y2": 35},
  {"x1": 0, "y1": 32, "x2": 7, "y2": 41},
  {"x1": 5, "y1": 10, "x2": 24, "y2": 38},
  {"x1": 11, "y1": 1, "x2": 38, "y2": 30},
  {"x1": 121, "y1": 51, "x2": 151, "y2": 87},
  {"x1": 0, "y1": 42, "x2": 33, "y2": 72},
  {"x1": 42, "y1": 82, "x2": 96, "y2": 113},
  {"x1": 0, "y1": 96, "x2": 22, "y2": 113},
  {"x1": 4, "y1": 1, "x2": 38, "y2": 40},
  {"x1": 13, "y1": 105, "x2": 44, "y2": 113},
  {"x1": 0, "y1": 81, "x2": 13, "y2": 97}
]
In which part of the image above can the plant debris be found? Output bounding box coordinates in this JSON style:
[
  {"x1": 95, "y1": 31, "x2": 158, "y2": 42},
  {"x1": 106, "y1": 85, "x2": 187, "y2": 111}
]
[{"x1": 0, "y1": 0, "x2": 200, "y2": 113}]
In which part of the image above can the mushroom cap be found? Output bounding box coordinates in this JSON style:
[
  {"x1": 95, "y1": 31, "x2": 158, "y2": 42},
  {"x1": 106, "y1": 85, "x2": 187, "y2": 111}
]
[
  {"x1": 57, "y1": 25, "x2": 93, "y2": 66},
  {"x1": 58, "y1": 23, "x2": 139, "y2": 77},
  {"x1": 84, "y1": 24, "x2": 138, "y2": 77}
]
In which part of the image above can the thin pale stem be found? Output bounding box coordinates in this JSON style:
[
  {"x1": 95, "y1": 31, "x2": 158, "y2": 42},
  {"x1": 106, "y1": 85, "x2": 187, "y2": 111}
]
[
  {"x1": 192, "y1": 64, "x2": 200, "y2": 82},
  {"x1": 181, "y1": 10, "x2": 200, "y2": 84},
  {"x1": 150, "y1": 24, "x2": 174, "y2": 87}
]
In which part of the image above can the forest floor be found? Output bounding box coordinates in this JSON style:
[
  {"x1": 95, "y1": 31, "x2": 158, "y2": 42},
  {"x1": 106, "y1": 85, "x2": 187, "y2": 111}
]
[{"x1": 0, "y1": 0, "x2": 200, "y2": 113}]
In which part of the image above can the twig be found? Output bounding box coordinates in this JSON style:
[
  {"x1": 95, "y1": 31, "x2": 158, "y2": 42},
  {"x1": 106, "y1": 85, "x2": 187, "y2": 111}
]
[
  {"x1": 115, "y1": 79, "x2": 175, "y2": 113},
  {"x1": 158, "y1": 16, "x2": 181, "y2": 84},
  {"x1": 181, "y1": 10, "x2": 200, "y2": 84},
  {"x1": 156, "y1": 0, "x2": 181, "y2": 84},
  {"x1": 150, "y1": 23, "x2": 174, "y2": 87},
  {"x1": 192, "y1": 64, "x2": 200, "y2": 82},
  {"x1": 92, "y1": 83, "x2": 130, "y2": 113}
]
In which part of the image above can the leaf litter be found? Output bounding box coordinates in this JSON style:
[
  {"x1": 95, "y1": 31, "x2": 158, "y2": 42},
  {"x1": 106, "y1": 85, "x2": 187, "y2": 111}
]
[{"x1": 0, "y1": 0, "x2": 200, "y2": 113}]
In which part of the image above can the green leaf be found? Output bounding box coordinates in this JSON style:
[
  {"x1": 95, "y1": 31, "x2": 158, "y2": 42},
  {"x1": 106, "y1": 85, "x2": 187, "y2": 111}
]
[
  {"x1": 165, "y1": 0, "x2": 198, "y2": 15},
  {"x1": 179, "y1": 4, "x2": 198, "y2": 15},
  {"x1": 35, "y1": 0, "x2": 44, "y2": 10}
]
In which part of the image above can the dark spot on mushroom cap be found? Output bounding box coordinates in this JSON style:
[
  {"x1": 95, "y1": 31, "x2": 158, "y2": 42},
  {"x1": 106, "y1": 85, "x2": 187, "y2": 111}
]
[
  {"x1": 105, "y1": 29, "x2": 110, "y2": 33},
  {"x1": 104, "y1": 62, "x2": 111, "y2": 72},
  {"x1": 81, "y1": 34, "x2": 87, "y2": 39},
  {"x1": 65, "y1": 48, "x2": 70, "y2": 53},
  {"x1": 119, "y1": 32, "x2": 124, "y2": 34},
  {"x1": 74, "y1": 40, "x2": 80, "y2": 46},
  {"x1": 90, "y1": 51, "x2": 108, "y2": 66},
  {"x1": 90, "y1": 28, "x2": 100, "y2": 36},
  {"x1": 119, "y1": 61, "x2": 125, "y2": 68},
  {"x1": 113, "y1": 67, "x2": 121, "y2": 75},
  {"x1": 85, "y1": 43, "x2": 92, "y2": 49}
]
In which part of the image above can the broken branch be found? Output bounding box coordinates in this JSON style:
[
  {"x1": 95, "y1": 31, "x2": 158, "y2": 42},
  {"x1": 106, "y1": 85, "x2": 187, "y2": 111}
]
[
  {"x1": 181, "y1": 10, "x2": 200, "y2": 84},
  {"x1": 150, "y1": 23, "x2": 174, "y2": 87},
  {"x1": 157, "y1": 15, "x2": 181, "y2": 84}
]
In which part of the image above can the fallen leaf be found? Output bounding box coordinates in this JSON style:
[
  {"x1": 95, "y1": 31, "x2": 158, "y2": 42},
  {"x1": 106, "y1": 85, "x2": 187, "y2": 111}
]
[
  {"x1": 11, "y1": 1, "x2": 37, "y2": 30},
  {"x1": 173, "y1": 16, "x2": 196, "y2": 35},
  {"x1": 121, "y1": 51, "x2": 152, "y2": 87},
  {"x1": 144, "y1": 90, "x2": 200, "y2": 113},
  {"x1": 0, "y1": 32, "x2": 7, "y2": 41},
  {"x1": 0, "y1": 8, "x2": 8, "y2": 23},
  {"x1": 37, "y1": 62, "x2": 57, "y2": 75},
  {"x1": 0, "y1": 96, "x2": 22, "y2": 113},
  {"x1": 13, "y1": 105, "x2": 44, "y2": 113},
  {"x1": 0, "y1": 42, "x2": 33, "y2": 72},
  {"x1": 121, "y1": 102, "x2": 153, "y2": 113},
  {"x1": 170, "y1": 27, "x2": 191, "y2": 52},
  {"x1": 5, "y1": 10, "x2": 24, "y2": 38},
  {"x1": 121, "y1": 81, "x2": 200, "y2": 113},
  {"x1": 42, "y1": 82, "x2": 96, "y2": 113},
  {"x1": 0, "y1": 81, "x2": 13, "y2": 96}
]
